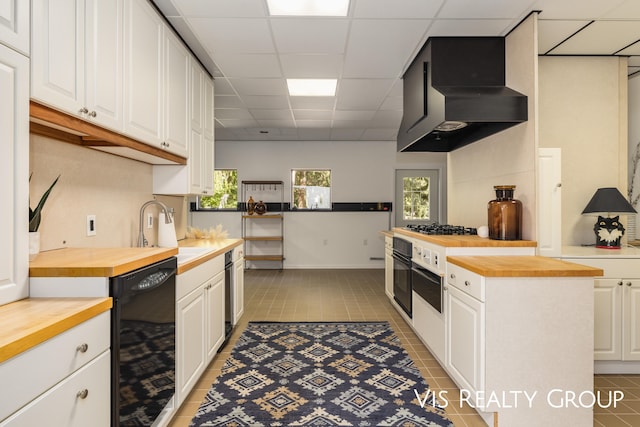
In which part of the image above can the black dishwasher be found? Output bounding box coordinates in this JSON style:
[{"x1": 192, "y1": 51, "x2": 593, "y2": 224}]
[{"x1": 110, "y1": 256, "x2": 177, "y2": 427}]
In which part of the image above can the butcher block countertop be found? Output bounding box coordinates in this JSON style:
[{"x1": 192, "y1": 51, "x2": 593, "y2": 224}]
[
  {"x1": 0, "y1": 297, "x2": 112, "y2": 363},
  {"x1": 393, "y1": 228, "x2": 537, "y2": 247},
  {"x1": 177, "y1": 238, "x2": 243, "y2": 274},
  {"x1": 447, "y1": 255, "x2": 604, "y2": 277},
  {"x1": 29, "y1": 247, "x2": 178, "y2": 277}
]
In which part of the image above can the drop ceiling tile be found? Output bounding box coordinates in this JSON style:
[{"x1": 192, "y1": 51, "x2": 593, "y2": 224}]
[
  {"x1": 332, "y1": 119, "x2": 376, "y2": 128},
  {"x1": 332, "y1": 110, "x2": 376, "y2": 120},
  {"x1": 242, "y1": 95, "x2": 290, "y2": 109},
  {"x1": 250, "y1": 109, "x2": 293, "y2": 119},
  {"x1": 296, "y1": 120, "x2": 332, "y2": 128},
  {"x1": 330, "y1": 128, "x2": 365, "y2": 140},
  {"x1": 537, "y1": 20, "x2": 591, "y2": 54},
  {"x1": 212, "y1": 78, "x2": 237, "y2": 95},
  {"x1": 215, "y1": 108, "x2": 254, "y2": 119},
  {"x1": 216, "y1": 118, "x2": 260, "y2": 128},
  {"x1": 187, "y1": 18, "x2": 274, "y2": 54},
  {"x1": 336, "y1": 79, "x2": 395, "y2": 110},
  {"x1": 427, "y1": 19, "x2": 514, "y2": 36},
  {"x1": 549, "y1": 21, "x2": 640, "y2": 54},
  {"x1": 372, "y1": 110, "x2": 403, "y2": 125},
  {"x1": 618, "y1": 41, "x2": 640, "y2": 56},
  {"x1": 228, "y1": 78, "x2": 288, "y2": 96},
  {"x1": 170, "y1": 0, "x2": 266, "y2": 17},
  {"x1": 257, "y1": 119, "x2": 297, "y2": 127},
  {"x1": 531, "y1": 0, "x2": 628, "y2": 20},
  {"x1": 213, "y1": 54, "x2": 282, "y2": 78},
  {"x1": 362, "y1": 128, "x2": 399, "y2": 140},
  {"x1": 270, "y1": 19, "x2": 350, "y2": 54},
  {"x1": 343, "y1": 19, "x2": 431, "y2": 78},
  {"x1": 379, "y1": 96, "x2": 403, "y2": 110},
  {"x1": 353, "y1": 0, "x2": 443, "y2": 19},
  {"x1": 293, "y1": 110, "x2": 333, "y2": 120},
  {"x1": 279, "y1": 54, "x2": 344, "y2": 78},
  {"x1": 297, "y1": 128, "x2": 332, "y2": 140},
  {"x1": 289, "y1": 96, "x2": 337, "y2": 109},
  {"x1": 215, "y1": 95, "x2": 244, "y2": 108},
  {"x1": 603, "y1": 0, "x2": 640, "y2": 19},
  {"x1": 438, "y1": 0, "x2": 534, "y2": 19}
]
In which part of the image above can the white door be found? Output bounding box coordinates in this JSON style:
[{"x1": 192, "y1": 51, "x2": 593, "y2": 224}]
[
  {"x1": 594, "y1": 278, "x2": 623, "y2": 360},
  {"x1": 395, "y1": 169, "x2": 440, "y2": 228},
  {"x1": 0, "y1": 43, "x2": 28, "y2": 306}
]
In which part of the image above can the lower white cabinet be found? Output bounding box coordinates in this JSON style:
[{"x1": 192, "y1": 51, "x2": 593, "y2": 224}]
[
  {"x1": 0, "y1": 311, "x2": 110, "y2": 426},
  {"x1": 233, "y1": 250, "x2": 245, "y2": 324},
  {"x1": 384, "y1": 236, "x2": 393, "y2": 298},
  {"x1": 175, "y1": 255, "x2": 225, "y2": 407}
]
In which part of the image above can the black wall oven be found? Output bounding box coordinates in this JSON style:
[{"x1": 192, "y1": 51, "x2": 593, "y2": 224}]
[
  {"x1": 110, "y1": 257, "x2": 177, "y2": 427},
  {"x1": 412, "y1": 262, "x2": 443, "y2": 313},
  {"x1": 392, "y1": 237, "x2": 413, "y2": 317}
]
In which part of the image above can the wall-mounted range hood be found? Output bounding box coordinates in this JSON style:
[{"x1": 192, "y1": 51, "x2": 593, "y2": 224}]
[{"x1": 397, "y1": 37, "x2": 528, "y2": 152}]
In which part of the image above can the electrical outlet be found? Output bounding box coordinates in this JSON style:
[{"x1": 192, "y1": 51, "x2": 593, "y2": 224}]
[
  {"x1": 86, "y1": 215, "x2": 96, "y2": 236},
  {"x1": 147, "y1": 213, "x2": 153, "y2": 229}
]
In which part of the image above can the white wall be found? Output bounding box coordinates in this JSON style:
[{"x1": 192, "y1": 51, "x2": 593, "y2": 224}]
[
  {"x1": 447, "y1": 14, "x2": 538, "y2": 239},
  {"x1": 190, "y1": 139, "x2": 446, "y2": 268}
]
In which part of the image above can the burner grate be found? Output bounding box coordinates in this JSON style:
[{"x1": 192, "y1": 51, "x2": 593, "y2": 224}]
[{"x1": 405, "y1": 223, "x2": 477, "y2": 236}]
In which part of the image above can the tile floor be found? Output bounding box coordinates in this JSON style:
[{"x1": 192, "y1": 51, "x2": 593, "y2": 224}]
[{"x1": 169, "y1": 269, "x2": 640, "y2": 427}]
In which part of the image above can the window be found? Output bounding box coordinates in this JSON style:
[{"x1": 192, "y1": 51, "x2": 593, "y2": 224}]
[
  {"x1": 199, "y1": 169, "x2": 238, "y2": 209},
  {"x1": 395, "y1": 169, "x2": 440, "y2": 227},
  {"x1": 292, "y1": 169, "x2": 331, "y2": 209}
]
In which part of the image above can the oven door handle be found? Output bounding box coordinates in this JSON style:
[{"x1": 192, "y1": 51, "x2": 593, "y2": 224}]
[
  {"x1": 392, "y1": 252, "x2": 411, "y2": 264},
  {"x1": 411, "y1": 265, "x2": 443, "y2": 282}
]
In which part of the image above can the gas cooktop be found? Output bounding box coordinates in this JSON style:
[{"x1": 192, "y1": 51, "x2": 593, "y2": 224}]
[{"x1": 405, "y1": 223, "x2": 478, "y2": 236}]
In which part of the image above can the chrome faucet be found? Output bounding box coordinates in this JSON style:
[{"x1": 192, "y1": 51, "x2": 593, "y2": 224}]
[{"x1": 138, "y1": 200, "x2": 173, "y2": 247}]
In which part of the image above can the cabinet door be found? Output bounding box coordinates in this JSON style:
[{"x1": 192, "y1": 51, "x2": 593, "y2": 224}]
[
  {"x1": 202, "y1": 135, "x2": 214, "y2": 195},
  {"x1": 188, "y1": 130, "x2": 203, "y2": 194},
  {"x1": 176, "y1": 287, "x2": 205, "y2": 407},
  {"x1": 163, "y1": 30, "x2": 189, "y2": 157},
  {"x1": 0, "y1": 43, "x2": 28, "y2": 306},
  {"x1": 190, "y1": 60, "x2": 203, "y2": 132},
  {"x1": 234, "y1": 259, "x2": 245, "y2": 323},
  {"x1": 206, "y1": 273, "x2": 225, "y2": 362},
  {"x1": 384, "y1": 244, "x2": 393, "y2": 298},
  {"x1": 623, "y1": 280, "x2": 640, "y2": 360},
  {"x1": 0, "y1": 0, "x2": 29, "y2": 55},
  {"x1": 594, "y1": 278, "x2": 623, "y2": 360},
  {"x1": 203, "y1": 76, "x2": 215, "y2": 138},
  {"x1": 31, "y1": 0, "x2": 84, "y2": 114},
  {"x1": 123, "y1": 0, "x2": 163, "y2": 146},
  {"x1": 446, "y1": 286, "x2": 485, "y2": 407},
  {"x1": 84, "y1": 0, "x2": 123, "y2": 131}
]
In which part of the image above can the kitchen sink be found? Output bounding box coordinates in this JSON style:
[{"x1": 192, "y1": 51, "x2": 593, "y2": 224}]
[{"x1": 176, "y1": 247, "x2": 212, "y2": 265}]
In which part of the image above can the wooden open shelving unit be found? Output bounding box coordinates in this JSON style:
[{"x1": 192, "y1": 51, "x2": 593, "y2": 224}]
[{"x1": 241, "y1": 181, "x2": 284, "y2": 269}]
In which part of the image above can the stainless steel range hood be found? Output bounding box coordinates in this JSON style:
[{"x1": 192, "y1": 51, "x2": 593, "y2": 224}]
[{"x1": 397, "y1": 37, "x2": 527, "y2": 152}]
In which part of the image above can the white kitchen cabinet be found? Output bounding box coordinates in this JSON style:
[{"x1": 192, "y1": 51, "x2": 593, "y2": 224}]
[
  {"x1": 163, "y1": 29, "x2": 189, "y2": 157},
  {"x1": 175, "y1": 255, "x2": 225, "y2": 406},
  {"x1": 31, "y1": 0, "x2": 123, "y2": 131},
  {"x1": 153, "y1": 60, "x2": 215, "y2": 195},
  {"x1": 233, "y1": 246, "x2": 245, "y2": 324},
  {"x1": 624, "y1": 280, "x2": 640, "y2": 360},
  {"x1": 445, "y1": 273, "x2": 485, "y2": 398},
  {"x1": 0, "y1": 42, "x2": 28, "y2": 306},
  {"x1": 594, "y1": 278, "x2": 623, "y2": 360},
  {"x1": 0, "y1": 311, "x2": 110, "y2": 425},
  {"x1": 384, "y1": 236, "x2": 393, "y2": 298},
  {"x1": 0, "y1": 0, "x2": 29, "y2": 55}
]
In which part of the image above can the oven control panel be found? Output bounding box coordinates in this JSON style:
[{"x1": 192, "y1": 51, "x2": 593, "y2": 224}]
[{"x1": 412, "y1": 242, "x2": 442, "y2": 273}]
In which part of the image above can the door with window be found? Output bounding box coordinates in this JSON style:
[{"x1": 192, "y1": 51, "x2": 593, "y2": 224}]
[{"x1": 395, "y1": 170, "x2": 439, "y2": 228}]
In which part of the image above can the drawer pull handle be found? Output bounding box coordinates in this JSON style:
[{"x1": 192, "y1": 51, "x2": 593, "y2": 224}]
[
  {"x1": 450, "y1": 273, "x2": 455, "y2": 279},
  {"x1": 464, "y1": 280, "x2": 471, "y2": 286},
  {"x1": 627, "y1": 282, "x2": 632, "y2": 287},
  {"x1": 76, "y1": 389, "x2": 89, "y2": 399},
  {"x1": 76, "y1": 343, "x2": 89, "y2": 353},
  {"x1": 618, "y1": 281, "x2": 624, "y2": 286}
]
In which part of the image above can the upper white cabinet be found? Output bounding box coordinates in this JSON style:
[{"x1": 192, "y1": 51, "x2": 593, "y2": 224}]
[
  {"x1": 153, "y1": 59, "x2": 214, "y2": 195},
  {"x1": 0, "y1": 0, "x2": 29, "y2": 55},
  {"x1": 0, "y1": 42, "x2": 28, "y2": 306},
  {"x1": 163, "y1": 30, "x2": 189, "y2": 157}
]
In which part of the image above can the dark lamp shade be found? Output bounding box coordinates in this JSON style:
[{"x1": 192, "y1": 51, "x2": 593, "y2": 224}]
[{"x1": 582, "y1": 187, "x2": 637, "y2": 215}]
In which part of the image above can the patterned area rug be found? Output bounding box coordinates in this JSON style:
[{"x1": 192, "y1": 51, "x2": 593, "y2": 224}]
[{"x1": 190, "y1": 322, "x2": 452, "y2": 426}]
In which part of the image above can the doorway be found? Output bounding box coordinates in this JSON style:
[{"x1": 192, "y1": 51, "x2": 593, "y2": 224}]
[{"x1": 395, "y1": 169, "x2": 440, "y2": 228}]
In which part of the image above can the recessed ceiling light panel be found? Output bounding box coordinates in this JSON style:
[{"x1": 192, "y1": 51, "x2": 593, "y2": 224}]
[
  {"x1": 287, "y1": 79, "x2": 337, "y2": 96},
  {"x1": 267, "y1": 0, "x2": 350, "y2": 16}
]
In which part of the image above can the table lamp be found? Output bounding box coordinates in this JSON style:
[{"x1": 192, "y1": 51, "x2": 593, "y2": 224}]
[{"x1": 582, "y1": 187, "x2": 637, "y2": 249}]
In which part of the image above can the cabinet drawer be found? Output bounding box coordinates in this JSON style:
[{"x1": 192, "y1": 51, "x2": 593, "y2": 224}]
[
  {"x1": 0, "y1": 350, "x2": 110, "y2": 427},
  {"x1": 447, "y1": 263, "x2": 485, "y2": 302},
  {"x1": 0, "y1": 311, "x2": 110, "y2": 421}
]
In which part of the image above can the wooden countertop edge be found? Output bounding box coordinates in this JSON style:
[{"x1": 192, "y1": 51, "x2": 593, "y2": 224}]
[
  {"x1": 177, "y1": 239, "x2": 243, "y2": 274},
  {"x1": 379, "y1": 230, "x2": 393, "y2": 238},
  {"x1": 447, "y1": 255, "x2": 604, "y2": 277},
  {"x1": 0, "y1": 297, "x2": 112, "y2": 363},
  {"x1": 393, "y1": 228, "x2": 537, "y2": 247}
]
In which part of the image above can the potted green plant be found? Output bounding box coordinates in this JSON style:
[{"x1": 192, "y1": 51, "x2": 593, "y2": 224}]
[{"x1": 29, "y1": 174, "x2": 60, "y2": 256}]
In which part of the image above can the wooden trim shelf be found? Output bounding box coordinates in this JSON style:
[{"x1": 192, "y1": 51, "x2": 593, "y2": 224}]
[
  {"x1": 244, "y1": 236, "x2": 283, "y2": 241},
  {"x1": 245, "y1": 255, "x2": 284, "y2": 261},
  {"x1": 242, "y1": 214, "x2": 283, "y2": 219}
]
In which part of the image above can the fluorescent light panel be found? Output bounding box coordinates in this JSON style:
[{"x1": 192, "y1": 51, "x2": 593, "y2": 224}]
[
  {"x1": 287, "y1": 79, "x2": 337, "y2": 96},
  {"x1": 267, "y1": 0, "x2": 349, "y2": 16}
]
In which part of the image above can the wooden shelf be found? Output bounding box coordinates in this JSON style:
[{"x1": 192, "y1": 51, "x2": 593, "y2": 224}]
[
  {"x1": 242, "y1": 214, "x2": 283, "y2": 219},
  {"x1": 245, "y1": 255, "x2": 284, "y2": 261},
  {"x1": 244, "y1": 236, "x2": 283, "y2": 241}
]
